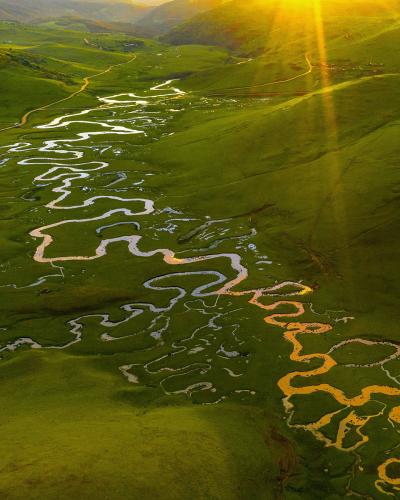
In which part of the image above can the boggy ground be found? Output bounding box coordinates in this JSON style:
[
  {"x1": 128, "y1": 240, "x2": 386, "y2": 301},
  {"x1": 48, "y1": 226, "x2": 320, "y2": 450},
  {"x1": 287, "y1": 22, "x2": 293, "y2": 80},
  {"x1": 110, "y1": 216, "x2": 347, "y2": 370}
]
[{"x1": 0, "y1": 16, "x2": 399, "y2": 499}]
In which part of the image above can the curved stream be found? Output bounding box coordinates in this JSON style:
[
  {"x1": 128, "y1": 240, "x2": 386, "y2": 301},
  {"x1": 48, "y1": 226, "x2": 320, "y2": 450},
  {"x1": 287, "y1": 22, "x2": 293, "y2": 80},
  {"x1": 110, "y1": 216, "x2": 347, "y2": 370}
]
[{"x1": 1, "y1": 79, "x2": 399, "y2": 496}]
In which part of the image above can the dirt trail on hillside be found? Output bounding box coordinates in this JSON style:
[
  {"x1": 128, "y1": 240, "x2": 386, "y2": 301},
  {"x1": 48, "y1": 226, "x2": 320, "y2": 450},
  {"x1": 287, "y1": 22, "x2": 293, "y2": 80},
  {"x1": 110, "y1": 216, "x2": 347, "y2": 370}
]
[{"x1": 0, "y1": 53, "x2": 137, "y2": 133}]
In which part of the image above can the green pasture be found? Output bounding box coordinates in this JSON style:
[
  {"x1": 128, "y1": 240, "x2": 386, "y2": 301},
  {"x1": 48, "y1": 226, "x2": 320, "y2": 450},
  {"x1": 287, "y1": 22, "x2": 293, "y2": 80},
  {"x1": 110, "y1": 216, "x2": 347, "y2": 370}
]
[{"x1": 0, "y1": 8, "x2": 399, "y2": 498}]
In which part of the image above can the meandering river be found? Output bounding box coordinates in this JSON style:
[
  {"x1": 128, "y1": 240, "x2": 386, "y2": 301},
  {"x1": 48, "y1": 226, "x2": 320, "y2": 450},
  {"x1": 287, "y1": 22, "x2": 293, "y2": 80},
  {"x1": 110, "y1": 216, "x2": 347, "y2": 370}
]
[{"x1": 1, "y1": 80, "x2": 399, "y2": 497}]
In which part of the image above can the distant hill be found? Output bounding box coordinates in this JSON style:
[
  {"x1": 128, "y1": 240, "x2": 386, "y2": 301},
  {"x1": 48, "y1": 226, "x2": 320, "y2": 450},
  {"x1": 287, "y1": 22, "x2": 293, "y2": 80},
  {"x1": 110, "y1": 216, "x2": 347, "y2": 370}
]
[
  {"x1": 0, "y1": 0, "x2": 229, "y2": 37},
  {"x1": 0, "y1": 0, "x2": 151, "y2": 24},
  {"x1": 0, "y1": 1, "x2": 38, "y2": 22},
  {"x1": 163, "y1": 0, "x2": 400, "y2": 53},
  {"x1": 134, "y1": 0, "x2": 226, "y2": 36},
  {"x1": 36, "y1": 16, "x2": 141, "y2": 35}
]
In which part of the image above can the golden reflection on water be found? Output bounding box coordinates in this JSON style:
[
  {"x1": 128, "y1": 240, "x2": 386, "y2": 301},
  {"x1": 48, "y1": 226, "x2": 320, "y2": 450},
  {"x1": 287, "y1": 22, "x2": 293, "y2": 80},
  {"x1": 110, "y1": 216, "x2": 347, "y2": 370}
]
[
  {"x1": 389, "y1": 406, "x2": 400, "y2": 424},
  {"x1": 377, "y1": 458, "x2": 400, "y2": 495},
  {"x1": 227, "y1": 287, "x2": 400, "y2": 493}
]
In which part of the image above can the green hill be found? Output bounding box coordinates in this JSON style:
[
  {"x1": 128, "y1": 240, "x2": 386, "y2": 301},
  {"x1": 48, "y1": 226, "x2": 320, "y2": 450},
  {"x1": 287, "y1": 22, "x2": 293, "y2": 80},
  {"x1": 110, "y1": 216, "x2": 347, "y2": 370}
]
[
  {"x1": 164, "y1": 0, "x2": 400, "y2": 53},
  {"x1": 135, "y1": 0, "x2": 226, "y2": 36},
  {"x1": 0, "y1": 22, "x2": 154, "y2": 126},
  {"x1": 0, "y1": 0, "x2": 151, "y2": 24},
  {"x1": 153, "y1": 0, "x2": 400, "y2": 334},
  {"x1": 36, "y1": 16, "x2": 142, "y2": 34}
]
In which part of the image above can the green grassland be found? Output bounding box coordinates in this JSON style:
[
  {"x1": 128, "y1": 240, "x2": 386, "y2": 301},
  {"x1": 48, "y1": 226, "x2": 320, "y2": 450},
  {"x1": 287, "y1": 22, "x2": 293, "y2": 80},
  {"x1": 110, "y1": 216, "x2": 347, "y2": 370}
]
[
  {"x1": 164, "y1": 0, "x2": 400, "y2": 54},
  {"x1": 0, "y1": 22, "x2": 229, "y2": 126},
  {"x1": 0, "y1": 351, "x2": 288, "y2": 500},
  {"x1": 0, "y1": 4, "x2": 399, "y2": 498}
]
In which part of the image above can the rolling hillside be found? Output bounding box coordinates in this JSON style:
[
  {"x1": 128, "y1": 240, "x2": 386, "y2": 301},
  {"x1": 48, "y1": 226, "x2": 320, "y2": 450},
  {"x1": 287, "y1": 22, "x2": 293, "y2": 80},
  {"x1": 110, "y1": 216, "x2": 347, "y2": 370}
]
[
  {"x1": 154, "y1": 1, "x2": 400, "y2": 332},
  {"x1": 0, "y1": 23, "x2": 153, "y2": 125},
  {"x1": 164, "y1": 0, "x2": 400, "y2": 53},
  {"x1": 35, "y1": 17, "x2": 142, "y2": 34},
  {"x1": 135, "y1": 0, "x2": 226, "y2": 35},
  {"x1": 0, "y1": 0, "x2": 152, "y2": 24}
]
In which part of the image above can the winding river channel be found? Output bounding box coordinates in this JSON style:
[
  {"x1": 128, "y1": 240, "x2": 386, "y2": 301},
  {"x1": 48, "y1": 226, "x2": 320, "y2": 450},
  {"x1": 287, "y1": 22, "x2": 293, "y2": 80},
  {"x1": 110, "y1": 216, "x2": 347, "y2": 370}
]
[{"x1": 1, "y1": 80, "x2": 399, "y2": 497}]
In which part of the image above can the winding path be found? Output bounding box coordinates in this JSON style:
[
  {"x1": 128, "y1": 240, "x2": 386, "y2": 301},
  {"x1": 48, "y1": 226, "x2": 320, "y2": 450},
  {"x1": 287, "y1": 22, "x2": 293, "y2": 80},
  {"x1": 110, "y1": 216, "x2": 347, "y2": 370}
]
[
  {"x1": 0, "y1": 53, "x2": 137, "y2": 133},
  {"x1": 206, "y1": 53, "x2": 313, "y2": 96}
]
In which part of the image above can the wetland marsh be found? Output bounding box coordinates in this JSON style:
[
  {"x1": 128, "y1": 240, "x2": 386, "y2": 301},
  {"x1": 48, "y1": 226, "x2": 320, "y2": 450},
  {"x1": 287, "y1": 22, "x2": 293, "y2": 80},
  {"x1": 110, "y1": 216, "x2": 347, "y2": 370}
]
[{"x1": 0, "y1": 3, "x2": 400, "y2": 497}]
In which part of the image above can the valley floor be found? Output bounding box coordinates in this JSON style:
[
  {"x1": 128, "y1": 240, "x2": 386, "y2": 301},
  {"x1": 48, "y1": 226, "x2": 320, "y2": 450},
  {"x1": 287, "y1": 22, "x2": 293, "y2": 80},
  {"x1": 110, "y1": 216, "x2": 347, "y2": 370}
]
[{"x1": 0, "y1": 18, "x2": 399, "y2": 499}]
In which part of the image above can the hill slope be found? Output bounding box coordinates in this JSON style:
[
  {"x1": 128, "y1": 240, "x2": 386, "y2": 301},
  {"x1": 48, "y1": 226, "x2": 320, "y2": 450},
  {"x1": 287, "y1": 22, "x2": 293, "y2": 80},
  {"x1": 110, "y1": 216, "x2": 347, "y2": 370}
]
[
  {"x1": 135, "y1": 0, "x2": 225, "y2": 35},
  {"x1": 0, "y1": 0, "x2": 151, "y2": 24},
  {"x1": 164, "y1": 0, "x2": 400, "y2": 53}
]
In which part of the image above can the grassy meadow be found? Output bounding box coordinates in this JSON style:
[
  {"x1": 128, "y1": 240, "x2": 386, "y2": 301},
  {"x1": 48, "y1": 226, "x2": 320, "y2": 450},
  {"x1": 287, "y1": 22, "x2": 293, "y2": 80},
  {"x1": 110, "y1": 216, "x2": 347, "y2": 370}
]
[{"x1": 0, "y1": 2, "x2": 399, "y2": 498}]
